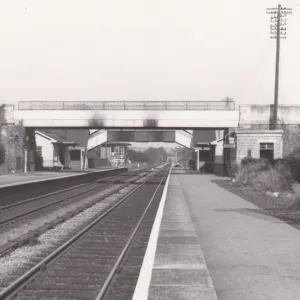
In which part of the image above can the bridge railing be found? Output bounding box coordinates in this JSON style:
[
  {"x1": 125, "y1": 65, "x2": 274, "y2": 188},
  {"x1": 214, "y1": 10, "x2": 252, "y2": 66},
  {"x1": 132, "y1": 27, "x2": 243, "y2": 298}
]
[{"x1": 18, "y1": 101, "x2": 235, "y2": 111}]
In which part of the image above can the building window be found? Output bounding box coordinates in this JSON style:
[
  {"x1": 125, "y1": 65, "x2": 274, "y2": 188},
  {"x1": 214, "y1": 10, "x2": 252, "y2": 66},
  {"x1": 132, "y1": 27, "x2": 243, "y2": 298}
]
[{"x1": 260, "y1": 143, "x2": 274, "y2": 160}]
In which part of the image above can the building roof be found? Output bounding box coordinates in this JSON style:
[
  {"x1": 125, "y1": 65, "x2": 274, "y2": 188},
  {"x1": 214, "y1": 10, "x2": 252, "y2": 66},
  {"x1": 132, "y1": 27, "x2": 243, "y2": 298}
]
[
  {"x1": 40, "y1": 129, "x2": 90, "y2": 147},
  {"x1": 36, "y1": 130, "x2": 77, "y2": 145},
  {"x1": 64, "y1": 130, "x2": 90, "y2": 147}
]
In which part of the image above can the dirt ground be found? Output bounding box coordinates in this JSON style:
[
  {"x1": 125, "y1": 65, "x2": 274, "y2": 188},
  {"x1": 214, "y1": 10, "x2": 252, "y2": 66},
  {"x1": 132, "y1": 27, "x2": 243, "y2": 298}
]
[{"x1": 213, "y1": 179, "x2": 300, "y2": 231}]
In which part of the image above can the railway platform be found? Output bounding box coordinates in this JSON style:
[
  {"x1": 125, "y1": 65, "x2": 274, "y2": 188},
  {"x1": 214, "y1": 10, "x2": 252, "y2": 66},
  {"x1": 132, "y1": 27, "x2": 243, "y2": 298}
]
[
  {"x1": 133, "y1": 168, "x2": 300, "y2": 300},
  {"x1": 0, "y1": 168, "x2": 113, "y2": 188}
]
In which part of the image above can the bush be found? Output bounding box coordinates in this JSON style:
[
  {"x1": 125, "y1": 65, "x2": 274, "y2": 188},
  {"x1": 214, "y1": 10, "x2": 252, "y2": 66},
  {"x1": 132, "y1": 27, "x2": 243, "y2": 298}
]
[
  {"x1": 271, "y1": 158, "x2": 300, "y2": 183},
  {"x1": 241, "y1": 157, "x2": 270, "y2": 173},
  {"x1": 286, "y1": 146, "x2": 300, "y2": 160},
  {"x1": 241, "y1": 156, "x2": 257, "y2": 166},
  {"x1": 229, "y1": 160, "x2": 239, "y2": 178},
  {"x1": 0, "y1": 143, "x2": 5, "y2": 165},
  {"x1": 235, "y1": 158, "x2": 293, "y2": 193}
]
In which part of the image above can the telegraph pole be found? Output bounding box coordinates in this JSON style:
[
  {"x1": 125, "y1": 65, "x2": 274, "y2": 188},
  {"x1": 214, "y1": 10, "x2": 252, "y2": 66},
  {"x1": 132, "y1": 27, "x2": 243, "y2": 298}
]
[{"x1": 266, "y1": 4, "x2": 292, "y2": 129}]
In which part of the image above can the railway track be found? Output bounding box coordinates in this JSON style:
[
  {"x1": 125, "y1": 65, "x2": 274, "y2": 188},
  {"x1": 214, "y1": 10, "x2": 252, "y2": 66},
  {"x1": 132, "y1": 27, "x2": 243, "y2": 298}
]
[
  {"x1": 0, "y1": 167, "x2": 153, "y2": 230},
  {"x1": 0, "y1": 169, "x2": 129, "y2": 207},
  {"x1": 0, "y1": 166, "x2": 152, "y2": 209},
  {"x1": 0, "y1": 167, "x2": 157, "y2": 257},
  {"x1": 0, "y1": 166, "x2": 170, "y2": 300}
]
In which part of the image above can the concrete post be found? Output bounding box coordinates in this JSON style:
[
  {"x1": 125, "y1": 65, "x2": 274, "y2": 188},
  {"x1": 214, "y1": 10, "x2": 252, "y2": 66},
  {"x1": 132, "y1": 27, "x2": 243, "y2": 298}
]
[
  {"x1": 106, "y1": 145, "x2": 109, "y2": 167},
  {"x1": 80, "y1": 150, "x2": 84, "y2": 169},
  {"x1": 82, "y1": 149, "x2": 88, "y2": 169},
  {"x1": 24, "y1": 134, "x2": 30, "y2": 173},
  {"x1": 24, "y1": 149, "x2": 28, "y2": 173},
  {"x1": 85, "y1": 150, "x2": 88, "y2": 169},
  {"x1": 196, "y1": 150, "x2": 199, "y2": 171}
]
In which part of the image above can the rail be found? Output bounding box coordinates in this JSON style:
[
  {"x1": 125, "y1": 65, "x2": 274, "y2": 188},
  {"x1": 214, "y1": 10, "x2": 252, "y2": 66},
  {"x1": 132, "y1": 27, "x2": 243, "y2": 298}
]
[
  {"x1": 18, "y1": 100, "x2": 235, "y2": 111},
  {"x1": 0, "y1": 167, "x2": 169, "y2": 299}
]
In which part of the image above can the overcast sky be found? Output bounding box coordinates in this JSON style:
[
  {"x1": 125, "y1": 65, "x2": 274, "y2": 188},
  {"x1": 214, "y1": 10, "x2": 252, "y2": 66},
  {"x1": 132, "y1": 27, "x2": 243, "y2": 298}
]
[{"x1": 0, "y1": 0, "x2": 299, "y2": 107}]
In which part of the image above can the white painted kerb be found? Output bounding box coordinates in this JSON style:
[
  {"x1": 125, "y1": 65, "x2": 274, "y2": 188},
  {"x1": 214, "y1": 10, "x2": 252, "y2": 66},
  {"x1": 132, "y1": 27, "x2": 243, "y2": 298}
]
[
  {"x1": 132, "y1": 168, "x2": 172, "y2": 300},
  {"x1": 0, "y1": 168, "x2": 112, "y2": 188}
]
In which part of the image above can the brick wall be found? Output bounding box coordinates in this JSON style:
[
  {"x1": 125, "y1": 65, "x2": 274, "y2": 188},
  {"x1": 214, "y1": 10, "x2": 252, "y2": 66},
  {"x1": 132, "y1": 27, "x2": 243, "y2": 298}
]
[{"x1": 235, "y1": 129, "x2": 283, "y2": 163}]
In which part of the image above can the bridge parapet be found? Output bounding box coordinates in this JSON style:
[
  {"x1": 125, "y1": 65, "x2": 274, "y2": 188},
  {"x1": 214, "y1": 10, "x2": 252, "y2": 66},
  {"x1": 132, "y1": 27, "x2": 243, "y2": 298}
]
[{"x1": 18, "y1": 100, "x2": 235, "y2": 111}]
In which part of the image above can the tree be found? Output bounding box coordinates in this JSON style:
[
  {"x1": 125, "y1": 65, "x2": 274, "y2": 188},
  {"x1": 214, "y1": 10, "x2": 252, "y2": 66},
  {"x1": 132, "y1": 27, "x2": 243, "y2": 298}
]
[{"x1": 127, "y1": 147, "x2": 168, "y2": 164}]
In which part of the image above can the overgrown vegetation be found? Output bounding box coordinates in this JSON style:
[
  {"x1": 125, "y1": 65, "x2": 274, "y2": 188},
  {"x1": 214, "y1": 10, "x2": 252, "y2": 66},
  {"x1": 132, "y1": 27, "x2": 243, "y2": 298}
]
[
  {"x1": 278, "y1": 120, "x2": 300, "y2": 156},
  {"x1": 234, "y1": 157, "x2": 294, "y2": 193},
  {"x1": 233, "y1": 124, "x2": 300, "y2": 204}
]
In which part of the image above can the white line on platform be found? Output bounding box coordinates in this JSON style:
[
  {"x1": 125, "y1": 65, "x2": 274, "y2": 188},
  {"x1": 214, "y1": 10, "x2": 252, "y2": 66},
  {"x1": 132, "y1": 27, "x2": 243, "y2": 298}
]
[
  {"x1": 132, "y1": 168, "x2": 172, "y2": 300},
  {"x1": 0, "y1": 174, "x2": 83, "y2": 188},
  {"x1": 0, "y1": 168, "x2": 113, "y2": 188}
]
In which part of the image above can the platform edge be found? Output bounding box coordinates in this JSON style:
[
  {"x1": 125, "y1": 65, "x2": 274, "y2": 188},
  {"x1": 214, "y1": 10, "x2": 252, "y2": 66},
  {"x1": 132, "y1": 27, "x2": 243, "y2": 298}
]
[{"x1": 132, "y1": 168, "x2": 172, "y2": 300}]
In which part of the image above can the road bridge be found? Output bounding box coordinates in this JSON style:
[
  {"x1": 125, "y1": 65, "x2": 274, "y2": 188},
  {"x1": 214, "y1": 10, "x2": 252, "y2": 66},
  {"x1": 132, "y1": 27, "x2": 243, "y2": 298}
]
[
  {"x1": 5, "y1": 102, "x2": 300, "y2": 174},
  {"x1": 13, "y1": 101, "x2": 239, "y2": 129}
]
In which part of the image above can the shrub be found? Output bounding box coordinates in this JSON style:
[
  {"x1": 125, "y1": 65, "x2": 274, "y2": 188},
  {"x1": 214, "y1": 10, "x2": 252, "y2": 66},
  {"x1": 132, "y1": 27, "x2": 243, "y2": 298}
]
[
  {"x1": 241, "y1": 156, "x2": 257, "y2": 166},
  {"x1": 0, "y1": 143, "x2": 5, "y2": 165},
  {"x1": 286, "y1": 147, "x2": 300, "y2": 162},
  {"x1": 229, "y1": 160, "x2": 239, "y2": 178},
  {"x1": 241, "y1": 158, "x2": 270, "y2": 173},
  {"x1": 235, "y1": 158, "x2": 293, "y2": 193}
]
